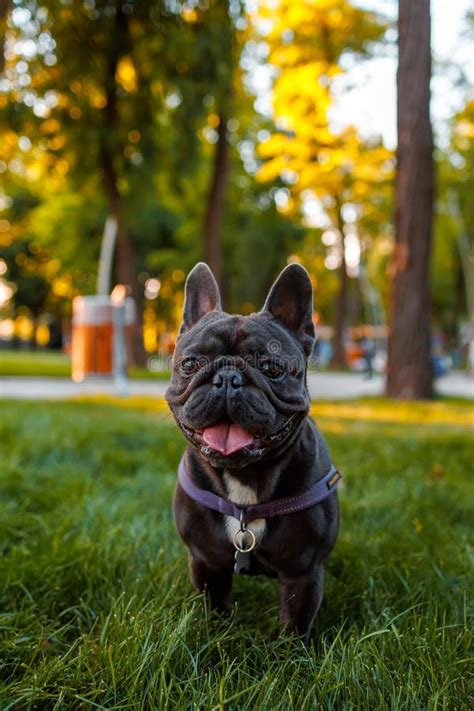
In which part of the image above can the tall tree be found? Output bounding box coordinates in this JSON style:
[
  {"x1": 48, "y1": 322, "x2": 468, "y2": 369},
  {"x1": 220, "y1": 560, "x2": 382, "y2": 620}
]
[
  {"x1": 386, "y1": 0, "x2": 434, "y2": 398},
  {"x1": 203, "y1": 107, "x2": 229, "y2": 290},
  {"x1": 0, "y1": 0, "x2": 9, "y2": 73},
  {"x1": 2, "y1": 0, "x2": 168, "y2": 362},
  {"x1": 1, "y1": 0, "x2": 240, "y2": 359},
  {"x1": 201, "y1": 1, "x2": 245, "y2": 293}
]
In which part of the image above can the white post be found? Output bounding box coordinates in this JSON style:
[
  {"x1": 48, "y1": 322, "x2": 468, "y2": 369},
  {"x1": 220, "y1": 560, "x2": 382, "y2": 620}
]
[
  {"x1": 97, "y1": 216, "x2": 118, "y2": 296},
  {"x1": 111, "y1": 285, "x2": 128, "y2": 396}
]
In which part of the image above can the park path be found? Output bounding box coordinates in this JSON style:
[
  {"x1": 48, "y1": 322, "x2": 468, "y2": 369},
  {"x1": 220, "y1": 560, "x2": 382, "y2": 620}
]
[{"x1": 1, "y1": 371, "x2": 472, "y2": 401}]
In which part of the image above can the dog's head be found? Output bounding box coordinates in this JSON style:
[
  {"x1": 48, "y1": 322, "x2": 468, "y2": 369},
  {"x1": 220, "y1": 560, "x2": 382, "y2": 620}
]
[{"x1": 165, "y1": 262, "x2": 315, "y2": 468}]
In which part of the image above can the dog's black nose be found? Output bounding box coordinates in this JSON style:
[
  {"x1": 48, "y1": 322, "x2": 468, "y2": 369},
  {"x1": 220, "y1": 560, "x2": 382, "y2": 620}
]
[{"x1": 212, "y1": 369, "x2": 244, "y2": 391}]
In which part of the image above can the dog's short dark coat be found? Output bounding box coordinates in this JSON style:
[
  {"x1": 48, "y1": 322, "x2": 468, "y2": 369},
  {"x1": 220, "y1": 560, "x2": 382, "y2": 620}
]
[{"x1": 165, "y1": 262, "x2": 339, "y2": 644}]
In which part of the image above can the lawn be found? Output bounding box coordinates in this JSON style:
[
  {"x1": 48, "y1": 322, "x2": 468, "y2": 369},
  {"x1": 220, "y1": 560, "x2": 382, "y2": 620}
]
[
  {"x1": 0, "y1": 349, "x2": 169, "y2": 380},
  {"x1": 0, "y1": 398, "x2": 472, "y2": 709}
]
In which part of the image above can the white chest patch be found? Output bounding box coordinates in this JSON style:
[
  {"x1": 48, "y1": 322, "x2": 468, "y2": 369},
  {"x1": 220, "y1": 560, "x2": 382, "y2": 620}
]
[{"x1": 222, "y1": 473, "x2": 267, "y2": 547}]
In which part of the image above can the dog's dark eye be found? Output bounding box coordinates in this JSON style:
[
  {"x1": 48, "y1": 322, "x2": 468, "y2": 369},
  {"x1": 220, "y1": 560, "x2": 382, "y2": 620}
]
[
  {"x1": 180, "y1": 357, "x2": 201, "y2": 375},
  {"x1": 259, "y1": 361, "x2": 285, "y2": 379}
]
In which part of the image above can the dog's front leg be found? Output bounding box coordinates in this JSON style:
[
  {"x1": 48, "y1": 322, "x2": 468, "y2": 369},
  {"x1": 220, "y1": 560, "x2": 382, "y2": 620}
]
[
  {"x1": 278, "y1": 566, "x2": 325, "y2": 646},
  {"x1": 189, "y1": 555, "x2": 233, "y2": 613}
]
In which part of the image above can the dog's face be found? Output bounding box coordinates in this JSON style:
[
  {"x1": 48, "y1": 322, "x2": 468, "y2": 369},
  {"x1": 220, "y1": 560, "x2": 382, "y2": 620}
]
[{"x1": 165, "y1": 263, "x2": 315, "y2": 468}]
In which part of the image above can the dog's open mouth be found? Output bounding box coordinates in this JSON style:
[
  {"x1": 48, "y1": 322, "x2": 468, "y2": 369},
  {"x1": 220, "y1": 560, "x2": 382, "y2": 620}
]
[
  {"x1": 179, "y1": 416, "x2": 299, "y2": 460},
  {"x1": 201, "y1": 422, "x2": 254, "y2": 455},
  {"x1": 180, "y1": 420, "x2": 259, "y2": 456}
]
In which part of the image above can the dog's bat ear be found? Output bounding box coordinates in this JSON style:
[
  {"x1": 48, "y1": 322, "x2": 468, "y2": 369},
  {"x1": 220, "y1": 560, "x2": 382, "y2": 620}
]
[
  {"x1": 262, "y1": 263, "x2": 315, "y2": 354},
  {"x1": 180, "y1": 262, "x2": 222, "y2": 334}
]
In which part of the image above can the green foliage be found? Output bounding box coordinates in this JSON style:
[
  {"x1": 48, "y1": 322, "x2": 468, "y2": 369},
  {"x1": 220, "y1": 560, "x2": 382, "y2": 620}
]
[
  {"x1": 224, "y1": 195, "x2": 306, "y2": 312},
  {"x1": 433, "y1": 97, "x2": 474, "y2": 328},
  {"x1": 2, "y1": 0, "x2": 304, "y2": 322},
  {"x1": 0, "y1": 399, "x2": 472, "y2": 708},
  {"x1": 29, "y1": 187, "x2": 105, "y2": 298},
  {"x1": 0, "y1": 239, "x2": 50, "y2": 317},
  {"x1": 1, "y1": 1, "x2": 241, "y2": 285},
  {"x1": 0, "y1": 0, "x2": 470, "y2": 339}
]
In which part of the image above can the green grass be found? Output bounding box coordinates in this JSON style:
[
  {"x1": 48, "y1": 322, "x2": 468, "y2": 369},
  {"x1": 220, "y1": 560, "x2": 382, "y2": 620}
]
[
  {"x1": 0, "y1": 349, "x2": 72, "y2": 377},
  {"x1": 0, "y1": 349, "x2": 169, "y2": 380},
  {"x1": 0, "y1": 398, "x2": 472, "y2": 709}
]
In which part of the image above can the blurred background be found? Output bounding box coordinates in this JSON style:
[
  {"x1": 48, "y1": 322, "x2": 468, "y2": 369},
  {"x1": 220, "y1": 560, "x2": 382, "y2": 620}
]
[{"x1": 0, "y1": 0, "x2": 472, "y2": 395}]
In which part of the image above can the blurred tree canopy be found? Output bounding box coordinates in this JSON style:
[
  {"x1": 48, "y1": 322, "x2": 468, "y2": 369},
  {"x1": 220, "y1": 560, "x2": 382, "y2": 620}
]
[
  {"x1": 0, "y1": 0, "x2": 471, "y2": 365},
  {"x1": 254, "y1": 0, "x2": 393, "y2": 365},
  {"x1": 434, "y1": 97, "x2": 474, "y2": 343}
]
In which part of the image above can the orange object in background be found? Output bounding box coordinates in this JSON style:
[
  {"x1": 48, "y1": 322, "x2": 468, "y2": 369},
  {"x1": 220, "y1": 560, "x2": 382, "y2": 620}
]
[
  {"x1": 72, "y1": 295, "x2": 136, "y2": 382},
  {"x1": 72, "y1": 296, "x2": 113, "y2": 381}
]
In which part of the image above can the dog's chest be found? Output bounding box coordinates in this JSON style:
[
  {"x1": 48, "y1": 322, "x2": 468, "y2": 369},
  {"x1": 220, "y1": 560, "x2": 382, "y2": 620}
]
[{"x1": 222, "y1": 473, "x2": 267, "y2": 546}]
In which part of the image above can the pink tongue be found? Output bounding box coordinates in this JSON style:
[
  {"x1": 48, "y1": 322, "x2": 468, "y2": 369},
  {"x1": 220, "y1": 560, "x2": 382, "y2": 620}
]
[{"x1": 202, "y1": 422, "x2": 254, "y2": 455}]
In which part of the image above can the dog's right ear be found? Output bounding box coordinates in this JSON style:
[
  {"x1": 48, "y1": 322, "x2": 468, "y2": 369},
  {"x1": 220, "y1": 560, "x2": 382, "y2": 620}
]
[{"x1": 180, "y1": 262, "x2": 222, "y2": 334}]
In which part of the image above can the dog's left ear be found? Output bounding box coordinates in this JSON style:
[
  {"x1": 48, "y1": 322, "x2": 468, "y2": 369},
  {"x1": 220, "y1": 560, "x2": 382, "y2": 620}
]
[
  {"x1": 262, "y1": 263, "x2": 315, "y2": 354},
  {"x1": 180, "y1": 262, "x2": 222, "y2": 334}
]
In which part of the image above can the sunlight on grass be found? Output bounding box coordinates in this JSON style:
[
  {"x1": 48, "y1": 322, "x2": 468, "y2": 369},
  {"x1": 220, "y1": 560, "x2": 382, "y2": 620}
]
[
  {"x1": 0, "y1": 399, "x2": 472, "y2": 708},
  {"x1": 311, "y1": 398, "x2": 473, "y2": 428},
  {"x1": 75, "y1": 394, "x2": 172, "y2": 415},
  {"x1": 75, "y1": 394, "x2": 473, "y2": 428}
]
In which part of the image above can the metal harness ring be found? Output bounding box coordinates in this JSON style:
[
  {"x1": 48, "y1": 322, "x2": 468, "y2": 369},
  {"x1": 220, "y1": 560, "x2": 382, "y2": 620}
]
[{"x1": 233, "y1": 527, "x2": 256, "y2": 553}]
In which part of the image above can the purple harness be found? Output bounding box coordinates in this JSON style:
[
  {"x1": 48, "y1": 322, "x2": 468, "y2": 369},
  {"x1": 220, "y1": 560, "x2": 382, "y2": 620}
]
[{"x1": 178, "y1": 456, "x2": 342, "y2": 524}]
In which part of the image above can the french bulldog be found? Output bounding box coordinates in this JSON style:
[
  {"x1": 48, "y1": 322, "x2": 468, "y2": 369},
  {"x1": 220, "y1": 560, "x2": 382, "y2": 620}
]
[{"x1": 165, "y1": 262, "x2": 340, "y2": 645}]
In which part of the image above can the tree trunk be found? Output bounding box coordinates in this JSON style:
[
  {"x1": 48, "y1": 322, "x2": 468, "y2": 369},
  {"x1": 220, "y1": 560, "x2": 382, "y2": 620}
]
[
  {"x1": 332, "y1": 203, "x2": 348, "y2": 368},
  {"x1": 98, "y1": 3, "x2": 146, "y2": 366},
  {"x1": 100, "y1": 149, "x2": 133, "y2": 285},
  {"x1": 386, "y1": 0, "x2": 434, "y2": 399},
  {"x1": 332, "y1": 250, "x2": 349, "y2": 368},
  {"x1": 100, "y1": 147, "x2": 146, "y2": 366},
  {"x1": 203, "y1": 111, "x2": 229, "y2": 290},
  {"x1": 448, "y1": 190, "x2": 474, "y2": 373},
  {"x1": 0, "y1": 0, "x2": 10, "y2": 73}
]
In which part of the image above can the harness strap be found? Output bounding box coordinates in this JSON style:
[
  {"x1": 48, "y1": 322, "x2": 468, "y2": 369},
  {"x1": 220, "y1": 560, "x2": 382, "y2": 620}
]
[{"x1": 177, "y1": 457, "x2": 342, "y2": 524}]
